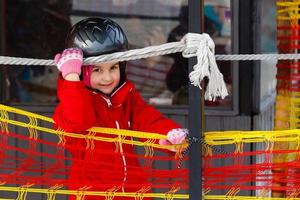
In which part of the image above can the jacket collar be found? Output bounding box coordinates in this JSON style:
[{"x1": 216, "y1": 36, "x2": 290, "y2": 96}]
[{"x1": 92, "y1": 81, "x2": 134, "y2": 107}]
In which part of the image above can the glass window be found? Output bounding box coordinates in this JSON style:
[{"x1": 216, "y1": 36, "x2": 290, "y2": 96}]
[
  {"x1": 2, "y1": 0, "x2": 188, "y2": 105},
  {"x1": 4, "y1": 1, "x2": 72, "y2": 103},
  {"x1": 260, "y1": 0, "x2": 277, "y2": 110},
  {"x1": 204, "y1": 0, "x2": 233, "y2": 110}
]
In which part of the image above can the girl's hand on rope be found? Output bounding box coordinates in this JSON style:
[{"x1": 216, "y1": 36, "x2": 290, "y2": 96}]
[
  {"x1": 54, "y1": 48, "x2": 83, "y2": 79},
  {"x1": 159, "y1": 128, "x2": 188, "y2": 152}
]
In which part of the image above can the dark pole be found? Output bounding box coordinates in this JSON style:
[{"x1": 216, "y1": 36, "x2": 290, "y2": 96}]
[
  {"x1": 188, "y1": 0, "x2": 203, "y2": 200},
  {"x1": 0, "y1": 0, "x2": 6, "y2": 103},
  {"x1": 239, "y1": 0, "x2": 255, "y2": 115}
]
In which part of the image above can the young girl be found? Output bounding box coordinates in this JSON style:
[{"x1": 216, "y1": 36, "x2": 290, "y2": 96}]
[{"x1": 53, "y1": 17, "x2": 187, "y2": 200}]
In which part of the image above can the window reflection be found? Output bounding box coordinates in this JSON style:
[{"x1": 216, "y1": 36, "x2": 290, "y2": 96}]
[
  {"x1": 3, "y1": 0, "x2": 233, "y2": 108},
  {"x1": 260, "y1": 0, "x2": 276, "y2": 106},
  {"x1": 204, "y1": 0, "x2": 232, "y2": 108},
  {"x1": 165, "y1": 5, "x2": 189, "y2": 105},
  {"x1": 4, "y1": 0, "x2": 188, "y2": 105},
  {"x1": 5, "y1": 0, "x2": 72, "y2": 103}
]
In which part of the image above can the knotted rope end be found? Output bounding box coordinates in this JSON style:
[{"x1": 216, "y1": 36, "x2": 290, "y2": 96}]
[{"x1": 183, "y1": 33, "x2": 229, "y2": 101}]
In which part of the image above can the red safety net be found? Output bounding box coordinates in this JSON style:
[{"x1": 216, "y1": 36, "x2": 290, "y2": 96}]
[{"x1": 3, "y1": 124, "x2": 300, "y2": 199}]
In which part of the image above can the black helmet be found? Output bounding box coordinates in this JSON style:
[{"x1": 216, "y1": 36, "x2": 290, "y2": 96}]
[
  {"x1": 65, "y1": 17, "x2": 128, "y2": 57},
  {"x1": 66, "y1": 17, "x2": 128, "y2": 89}
]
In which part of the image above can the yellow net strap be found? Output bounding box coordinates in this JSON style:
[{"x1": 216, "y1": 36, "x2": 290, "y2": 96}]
[
  {"x1": 4, "y1": 104, "x2": 300, "y2": 148},
  {"x1": 277, "y1": 1, "x2": 300, "y2": 7},
  {"x1": 1, "y1": 113, "x2": 184, "y2": 150},
  {"x1": 0, "y1": 186, "x2": 189, "y2": 200},
  {"x1": 4, "y1": 185, "x2": 300, "y2": 200},
  {"x1": 205, "y1": 129, "x2": 300, "y2": 145},
  {"x1": 277, "y1": 1, "x2": 300, "y2": 21},
  {"x1": 0, "y1": 104, "x2": 165, "y2": 139},
  {"x1": 0, "y1": 104, "x2": 189, "y2": 150},
  {"x1": 205, "y1": 195, "x2": 300, "y2": 200}
]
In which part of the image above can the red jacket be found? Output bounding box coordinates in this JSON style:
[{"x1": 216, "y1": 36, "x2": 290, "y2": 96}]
[{"x1": 53, "y1": 77, "x2": 180, "y2": 199}]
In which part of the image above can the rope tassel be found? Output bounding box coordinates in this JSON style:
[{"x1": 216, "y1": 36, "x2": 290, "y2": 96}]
[{"x1": 183, "y1": 33, "x2": 228, "y2": 101}]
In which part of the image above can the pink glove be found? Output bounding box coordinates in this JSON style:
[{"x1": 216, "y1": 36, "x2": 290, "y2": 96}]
[
  {"x1": 54, "y1": 48, "x2": 83, "y2": 78},
  {"x1": 159, "y1": 128, "x2": 188, "y2": 151}
]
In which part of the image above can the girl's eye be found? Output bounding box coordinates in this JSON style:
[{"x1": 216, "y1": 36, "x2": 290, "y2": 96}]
[
  {"x1": 92, "y1": 68, "x2": 100, "y2": 72},
  {"x1": 111, "y1": 65, "x2": 119, "y2": 70}
]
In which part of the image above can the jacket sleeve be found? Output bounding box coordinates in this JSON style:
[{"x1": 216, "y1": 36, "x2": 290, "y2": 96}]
[
  {"x1": 130, "y1": 89, "x2": 181, "y2": 135},
  {"x1": 53, "y1": 75, "x2": 96, "y2": 132}
]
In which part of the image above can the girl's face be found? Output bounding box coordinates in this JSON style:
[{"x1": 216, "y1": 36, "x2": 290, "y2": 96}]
[{"x1": 90, "y1": 62, "x2": 120, "y2": 95}]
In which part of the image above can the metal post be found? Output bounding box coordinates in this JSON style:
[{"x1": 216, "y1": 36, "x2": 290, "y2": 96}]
[
  {"x1": 0, "y1": 0, "x2": 6, "y2": 103},
  {"x1": 188, "y1": 0, "x2": 203, "y2": 199}
]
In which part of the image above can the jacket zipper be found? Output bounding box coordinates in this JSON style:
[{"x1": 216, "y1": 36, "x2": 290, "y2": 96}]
[
  {"x1": 115, "y1": 121, "x2": 127, "y2": 192},
  {"x1": 103, "y1": 97, "x2": 112, "y2": 107},
  {"x1": 99, "y1": 82, "x2": 128, "y2": 108}
]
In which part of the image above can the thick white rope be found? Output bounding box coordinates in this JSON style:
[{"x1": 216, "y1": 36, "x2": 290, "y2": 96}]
[
  {"x1": 1, "y1": 33, "x2": 298, "y2": 101},
  {"x1": 215, "y1": 54, "x2": 300, "y2": 60},
  {"x1": 183, "y1": 33, "x2": 228, "y2": 101},
  {"x1": 2, "y1": 52, "x2": 300, "y2": 65}
]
